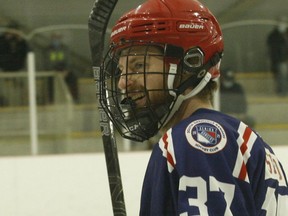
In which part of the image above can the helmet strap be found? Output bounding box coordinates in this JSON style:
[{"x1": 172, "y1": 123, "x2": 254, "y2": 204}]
[
  {"x1": 163, "y1": 61, "x2": 214, "y2": 127},
  {"x1": 167, "y1": 62, "x2": 212, "y2": 97}
]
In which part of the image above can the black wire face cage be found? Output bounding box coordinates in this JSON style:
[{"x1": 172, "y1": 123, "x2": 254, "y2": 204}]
[{"x1": 99, "y1": 42, "x2": 183, "y2": 142}]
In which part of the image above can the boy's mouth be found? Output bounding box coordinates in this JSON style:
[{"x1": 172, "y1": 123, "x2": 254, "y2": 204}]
[
  {"x1": 120, "y1": 93, "x2": 146, "y2": 109},
  {"x1": 130, "y1": 93, "x2": 145, "y2": 102}
]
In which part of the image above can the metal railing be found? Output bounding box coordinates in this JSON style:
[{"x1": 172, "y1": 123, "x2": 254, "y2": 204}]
[
  {"x1": 0, "y1": 71, "x2": 57, "y2": 106},
  {"x1": 0, "y1": 68, "x2": 73, "y2": 154}
]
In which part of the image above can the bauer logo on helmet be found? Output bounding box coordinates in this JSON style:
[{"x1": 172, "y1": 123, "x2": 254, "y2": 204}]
[
  {"x1": 177, "y1": 22, "x2": 205, "y2": 31},
  {"x1": 111, "y1": 26, "x2": 127, "y2": 37}
]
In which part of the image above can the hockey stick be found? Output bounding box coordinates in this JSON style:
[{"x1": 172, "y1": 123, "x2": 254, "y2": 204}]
[{"x1": 88, "y1": 0, "x2": 126, "y2": 215}]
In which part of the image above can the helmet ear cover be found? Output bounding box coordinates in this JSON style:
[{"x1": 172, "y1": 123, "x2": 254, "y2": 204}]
[
  {"x1": 176, "y1": 51, "x2": 223, "y2": 95},
  {"x1": 184, "y1": 47, "x2": 204, "y2": 68}
]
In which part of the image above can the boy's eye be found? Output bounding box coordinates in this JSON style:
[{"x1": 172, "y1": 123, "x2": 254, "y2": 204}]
[{"x1": 134, "y1": 62, "x2": 146, "y2": 70}]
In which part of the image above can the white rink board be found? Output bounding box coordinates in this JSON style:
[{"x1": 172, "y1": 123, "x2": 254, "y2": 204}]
[{"x1": 0, "y1": 147, "x2": 287, "y2": 216}]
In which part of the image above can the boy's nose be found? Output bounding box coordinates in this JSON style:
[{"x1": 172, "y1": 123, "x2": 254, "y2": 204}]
[{"x1": 118, "y1": 74, "x2": 133, "y2": 90}]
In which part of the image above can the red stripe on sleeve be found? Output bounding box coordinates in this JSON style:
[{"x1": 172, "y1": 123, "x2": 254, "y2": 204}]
[
  {"x1": 240, "y1": 126, "x2": 252, "y2": 154},
  {"x1": 163, "y1": 132, "x2": 175, "y2": 168},
  {"x1": 239, "y1": 162, "x2": 247, "y2": 181}
]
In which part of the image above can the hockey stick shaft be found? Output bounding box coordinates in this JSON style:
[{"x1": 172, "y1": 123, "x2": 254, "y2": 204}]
[{"x1": 88, "y1": 0, "x2": 126, "y2": 215}]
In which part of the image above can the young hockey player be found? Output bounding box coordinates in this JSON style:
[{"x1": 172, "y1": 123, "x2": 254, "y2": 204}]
[{"x1": 98, "y1": 0, "x2": 288, "y2": 214}]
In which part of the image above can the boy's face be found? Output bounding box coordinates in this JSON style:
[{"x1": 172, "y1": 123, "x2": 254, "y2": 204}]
[{"x1": 117, "y1": 45, "x2": 170, "y2": 108}]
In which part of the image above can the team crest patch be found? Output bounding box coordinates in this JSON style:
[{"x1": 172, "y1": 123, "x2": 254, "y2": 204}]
[{"x1": 185, "y1": 119, "x2": 227, "y2": 154}]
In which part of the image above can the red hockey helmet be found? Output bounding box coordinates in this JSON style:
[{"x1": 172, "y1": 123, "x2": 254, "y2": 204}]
[
  {"x1": 110, "y1": 0, "x2": 224, "y2": 78},
  {"x1": 100, "y1": 0, "x2": 224, "y2": 141}
]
